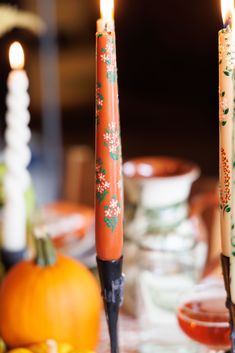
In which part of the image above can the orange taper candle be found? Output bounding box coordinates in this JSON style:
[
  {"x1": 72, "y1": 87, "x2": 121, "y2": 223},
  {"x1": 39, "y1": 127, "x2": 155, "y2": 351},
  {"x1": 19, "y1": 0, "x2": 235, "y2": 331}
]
[{"x1": 95, "y1": 0, "x2": 123, "y2": 260}]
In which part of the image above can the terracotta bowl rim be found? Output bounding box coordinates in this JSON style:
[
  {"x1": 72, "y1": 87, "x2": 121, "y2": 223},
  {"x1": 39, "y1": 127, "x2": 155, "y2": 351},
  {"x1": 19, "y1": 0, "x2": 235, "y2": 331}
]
[{"x1": 123, "y1": 156, "x2": 200, "y2": 181}]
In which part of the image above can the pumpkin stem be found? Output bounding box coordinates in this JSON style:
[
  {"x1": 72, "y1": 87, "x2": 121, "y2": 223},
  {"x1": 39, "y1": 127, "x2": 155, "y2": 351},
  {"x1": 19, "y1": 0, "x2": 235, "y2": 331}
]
[{"x1": 34, "y1": 226, "x2": 57, "y2": 266}]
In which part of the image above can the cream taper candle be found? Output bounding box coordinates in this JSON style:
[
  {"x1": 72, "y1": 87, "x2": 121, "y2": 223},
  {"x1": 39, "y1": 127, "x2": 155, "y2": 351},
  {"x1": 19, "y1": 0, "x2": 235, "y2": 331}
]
[
  {"x1": 2, "y1": 42, "x2": 31, "y2": 252},
  {"x1": 219, "y1": 0, "x2": 235, "y2": 257}
]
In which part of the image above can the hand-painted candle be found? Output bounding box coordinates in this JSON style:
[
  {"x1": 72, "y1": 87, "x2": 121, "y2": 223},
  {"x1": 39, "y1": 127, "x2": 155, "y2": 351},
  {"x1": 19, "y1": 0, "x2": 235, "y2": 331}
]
[
  {"x1": 2, "y1": 42, "x2": 31, "y2": 252},
  {"x1": 219, "y1": 0, "x2": 235, "y2": 258},
  {"x1": 95, "y1": 0, "x2": 123, "y2": 260}
]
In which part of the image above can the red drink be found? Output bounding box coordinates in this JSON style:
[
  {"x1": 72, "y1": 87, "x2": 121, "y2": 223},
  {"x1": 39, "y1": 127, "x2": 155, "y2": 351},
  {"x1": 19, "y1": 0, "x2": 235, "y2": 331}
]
[{"x1": 177, "y1": 296, "x2": 230, "y2": 350}]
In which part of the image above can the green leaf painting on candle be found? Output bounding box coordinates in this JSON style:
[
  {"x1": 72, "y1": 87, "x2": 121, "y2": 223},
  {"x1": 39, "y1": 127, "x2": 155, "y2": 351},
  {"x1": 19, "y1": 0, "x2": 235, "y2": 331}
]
[
  {"x1": 219, "y1": 35, "x2": 234, "y2": 78},
  {"x1": 231, "y1": 231, "x2": 235, "y2": 256},
  {"x1": 100, "y1": 37, "x2": 117, "y2": 83},
  {"x1": 231, "y1": 216, "x2": 235, "y2": 256},
  {"x1": 219, "y1": 89, "x2": 229, "y2": 126},
  {"x1": 96, "y1": 158, "x2": 110, "y2": 203},
  {"x1": 104, "y1": 196, "x2": 121, "y2": 232},
  {"x1": 103, "y1": 122, "x2": 121, "y2": 160},
  {"x1": 96, "y1": 82, "x2": 104, "y2": 125},
  {"x1": 220, "y1": 148, "x2": 231, "y2": 214}
]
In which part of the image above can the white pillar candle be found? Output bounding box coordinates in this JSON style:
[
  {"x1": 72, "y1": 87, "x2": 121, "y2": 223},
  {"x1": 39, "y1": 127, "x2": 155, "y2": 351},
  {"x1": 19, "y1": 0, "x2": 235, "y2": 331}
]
[{"x1": 2, "y1": 42, "x2": 31, "y2": 252}]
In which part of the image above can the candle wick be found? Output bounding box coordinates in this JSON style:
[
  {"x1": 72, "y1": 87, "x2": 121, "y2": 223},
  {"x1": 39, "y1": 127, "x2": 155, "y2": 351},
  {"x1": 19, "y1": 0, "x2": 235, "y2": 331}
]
[
  {"x1": 103, "y1": 21, "x2": 115, "y2": 33},
  {"x1": 104, "y1": 22, "x2": 109, "y2": 32}
]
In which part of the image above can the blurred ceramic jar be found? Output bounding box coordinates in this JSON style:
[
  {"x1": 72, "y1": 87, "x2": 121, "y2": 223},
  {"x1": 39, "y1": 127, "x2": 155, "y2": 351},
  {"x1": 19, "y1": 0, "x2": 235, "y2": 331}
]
[
  {"x1": 136, "y1": 240, "x2": 200, "y2": 353},
  {"x1": 122, "y1": 157, "x2": 209, "y2": 317}
]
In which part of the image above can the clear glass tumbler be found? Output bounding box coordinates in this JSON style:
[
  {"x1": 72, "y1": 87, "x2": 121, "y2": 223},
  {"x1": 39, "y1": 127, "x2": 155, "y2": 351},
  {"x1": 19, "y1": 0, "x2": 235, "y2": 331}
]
[{"x1": 136, "y1": 236, "x2": 200, "y2": 353}]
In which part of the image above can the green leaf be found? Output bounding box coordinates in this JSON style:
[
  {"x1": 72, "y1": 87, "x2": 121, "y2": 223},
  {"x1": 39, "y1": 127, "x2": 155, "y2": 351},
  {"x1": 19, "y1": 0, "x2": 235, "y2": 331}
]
[
  {"x1": 225, "y1": 206, "x2": 231, "y2": 213},
  {"x1": 98, "y1": 34, "x2": 103, "y2": 38},
  {"x1": 97, "y1": 82, "x2": 102, "y2": 88},
  {"x1": 110, "y1": 152, "x2": 119, "y2": 160},
  {"x1": 104, "y1": 217, "x2": 113, "y2": 230},
  {"x1": 224, "y1": 71, "x2": 231, "y2": 76},
  {"x1": 222, "y1": 121, "x2": 227, "y2": 126},
  {"x1": 107, "y1": 71, "x2": 117, "y2": 83},
  {"x1": 104, "y1": 216, "x2": 118, "y2": 232},
  {"x1": 97, "y1": 190, "x2": 108, "y2": 203},
  {"x1": 224, "y1": 108, "x2": 229, "y2": 114},
  {"x1": 104, "y1": 142, "x2": 108, "y2": 147},
  {"x1": 101, "y1": 48, "x2": 106, "y2": 53}
]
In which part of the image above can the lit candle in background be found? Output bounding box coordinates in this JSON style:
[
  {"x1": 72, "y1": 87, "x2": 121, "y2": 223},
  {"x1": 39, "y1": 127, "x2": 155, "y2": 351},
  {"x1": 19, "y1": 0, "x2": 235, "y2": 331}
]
[
  {"x1": 2, "y1": 42, "x2": 31, "y2": 264},
  {"x1": 95, "y1": 0, "x2": 123, "y2": 261},
  {"x1": 219, "y1": 0, "x2": 234, "y2": 258}
]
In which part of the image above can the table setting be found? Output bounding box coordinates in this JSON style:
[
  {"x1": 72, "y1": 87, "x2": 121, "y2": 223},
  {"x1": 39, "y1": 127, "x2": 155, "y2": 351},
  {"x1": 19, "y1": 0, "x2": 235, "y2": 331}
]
[{"x1": 0, "y1": 0, "x2": 234, "y2": 353}]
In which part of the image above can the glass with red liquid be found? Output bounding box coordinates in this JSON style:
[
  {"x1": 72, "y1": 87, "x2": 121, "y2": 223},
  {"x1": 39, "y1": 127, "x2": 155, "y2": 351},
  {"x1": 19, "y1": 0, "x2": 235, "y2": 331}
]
[{"x1": 177, "y1": 281, "x2": 230, "y2": 353}]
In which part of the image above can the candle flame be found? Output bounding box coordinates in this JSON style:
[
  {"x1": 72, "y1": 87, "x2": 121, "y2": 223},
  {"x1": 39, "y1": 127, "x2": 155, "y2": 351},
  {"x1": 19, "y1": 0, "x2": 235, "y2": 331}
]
[
  {"x1": 100, "y1": 0, "x2": 114, "y2": 23},
  {"x1": 221, "y1": 0, "x2": 234, "y2": 27},
  {"x1": 9, "y1": 41, "x2": 25, "y2": 70}
]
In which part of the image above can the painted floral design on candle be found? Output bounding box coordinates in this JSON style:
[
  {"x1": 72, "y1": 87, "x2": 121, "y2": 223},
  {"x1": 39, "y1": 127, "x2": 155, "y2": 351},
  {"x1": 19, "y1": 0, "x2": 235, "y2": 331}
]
[
  {"x1": 96, "y1": 82, "x2": 104, "y2": 124},
  {"x1": 220, "y1": 147, "x2": 231, "y2": 213},
  {"x1": 232, "y1": 231, "x2": 235, "y2": 256},
  {"x1": 104, "y1": 196, "x2": 121, "y2": 232},
  {"x1": 96, "y1": 158, "x2": 110, "y2": 203},
  {"x1": 218, "y1": 27, "x2": 235, "y2": 258},
  {"x1": 103, "y1": 122, "x2": 121, "y2": 160},
  {"x1": 219, "y1": 89, "x2": 230, "y2": 125},
  {"x1": 219, "y1": 31, "x2": 235, "y2": 77},
  {"x1": 96, "y1": 31, "x2": 123, "y2": 260},
  {"x1": 100, "y1": 36, "x2": 117, "y2": 83}
]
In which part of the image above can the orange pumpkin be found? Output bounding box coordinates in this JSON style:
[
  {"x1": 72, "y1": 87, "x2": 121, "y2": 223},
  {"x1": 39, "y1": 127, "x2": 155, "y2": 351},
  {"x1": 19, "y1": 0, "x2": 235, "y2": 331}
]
[{"x1": 0, "y1": 233, "x2": 102, "y2": 350}]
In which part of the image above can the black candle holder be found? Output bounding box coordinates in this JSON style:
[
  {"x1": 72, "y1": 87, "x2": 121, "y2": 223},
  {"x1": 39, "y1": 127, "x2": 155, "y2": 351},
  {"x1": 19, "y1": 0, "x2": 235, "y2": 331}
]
[
  {"x1": 221, "y1": 254, "x2": 235, "y2": 353},
  {"x1": 97, "y1": 256, "x2": 124, "y2": 353},
  {"x1": 0, "y1": 248, "x2": 26, "y2": 271}
]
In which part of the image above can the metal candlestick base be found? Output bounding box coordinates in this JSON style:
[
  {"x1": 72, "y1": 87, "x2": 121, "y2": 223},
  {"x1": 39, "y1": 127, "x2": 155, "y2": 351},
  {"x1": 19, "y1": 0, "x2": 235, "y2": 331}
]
[
  {"x1": 1, "y1": 248, "x2": 26, "y2": 271},
  {"x1": 97, "y1": 256, "x2": 124, "y2": 353},
  {"x1": 221, "y1": 254, "x2": 235, "y2": 353}
]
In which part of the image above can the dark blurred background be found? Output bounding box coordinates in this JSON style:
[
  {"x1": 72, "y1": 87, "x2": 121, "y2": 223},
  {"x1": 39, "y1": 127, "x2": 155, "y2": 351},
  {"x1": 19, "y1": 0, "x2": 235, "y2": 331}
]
[{"x1": 0, "y1": 0, "x2": 221, "y2": 184}]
